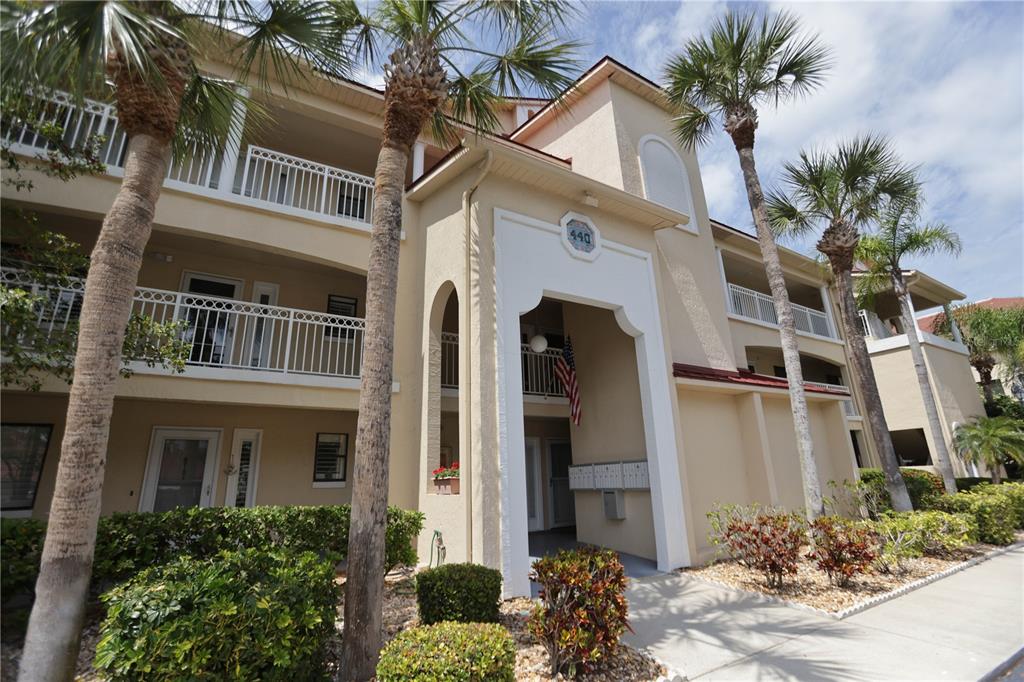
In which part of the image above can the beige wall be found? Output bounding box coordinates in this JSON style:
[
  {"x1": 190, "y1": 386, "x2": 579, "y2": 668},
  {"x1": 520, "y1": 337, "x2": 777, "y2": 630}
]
[{"x1": 1, "y1": 392, "x2": 358, "y2": 519}]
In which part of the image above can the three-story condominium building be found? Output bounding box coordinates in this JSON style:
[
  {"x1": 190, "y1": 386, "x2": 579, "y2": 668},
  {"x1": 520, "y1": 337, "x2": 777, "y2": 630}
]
[{"x1": 0, "y1": 56, "x2": 977, "y2": 596}]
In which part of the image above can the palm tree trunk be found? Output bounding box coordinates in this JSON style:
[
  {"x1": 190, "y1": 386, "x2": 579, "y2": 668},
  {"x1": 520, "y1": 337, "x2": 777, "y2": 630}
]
[
  {"x1": 18, "y1": 134, "x2": 171, "y2": 682},
  {"x1": 734, "y1": 143, "x2": 823, "y2": 519},
  {"x1": 975, "y1": 361, "x2": 996, "y2": 404},
  {"x1": 832, "y1": 269, "x2": 914, "y2": 511},
  {"x1": 893, "y1": 273, "x2": 957, "y2": 493}
]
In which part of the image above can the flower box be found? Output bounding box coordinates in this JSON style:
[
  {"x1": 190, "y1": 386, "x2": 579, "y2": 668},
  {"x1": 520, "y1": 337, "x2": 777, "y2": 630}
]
[{"x1": 433, "y1": 478, "x2": 460, "y2": 495}]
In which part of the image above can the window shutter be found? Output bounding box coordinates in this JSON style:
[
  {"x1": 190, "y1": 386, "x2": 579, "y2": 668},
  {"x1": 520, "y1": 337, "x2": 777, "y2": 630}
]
[{"x1": 313, "y1": 433, "x2": 347, "y2": 482}]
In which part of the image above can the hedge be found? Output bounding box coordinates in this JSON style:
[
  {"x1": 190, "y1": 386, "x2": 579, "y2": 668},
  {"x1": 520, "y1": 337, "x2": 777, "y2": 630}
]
[
  {"x1": 872, "y1": 511, "x2": 977, "y2": 572},
  {"x1": 935, "y1": 491, "x2": 1016, "y2": 545},
  {"x1": 376, "y1": 622, "x2": 516, "y2": 682},
  {"x1": 416, "y1": 563, "x2": 502, "y2": 625},
  {"x1": 94, "y1": 549, "x2": 337, "y2": 680},
  {"x1": 1, "y1": 504, "x2": 424, "y2": 600},
  {"x1": 859, "y1": 468, "x2": 945, "y2": 511},
  {"x1": 968, "y1": 482, "x2": 1024, "y2": 530}
]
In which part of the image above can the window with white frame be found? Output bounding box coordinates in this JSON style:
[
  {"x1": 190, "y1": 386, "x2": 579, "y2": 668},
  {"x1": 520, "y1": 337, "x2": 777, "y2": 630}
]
[
  {"x1": 638, "y1": 135, "x2": 695, "y2": 221},
  {"x1": 325, "y1": 294, "x2": 358, "y2": 340},
  {"x1": 1, "y1": 424, "x2": 52, "y2": 511},
  {"x1": 313, "y1": 433, "x2": 347, "y2": 483}
]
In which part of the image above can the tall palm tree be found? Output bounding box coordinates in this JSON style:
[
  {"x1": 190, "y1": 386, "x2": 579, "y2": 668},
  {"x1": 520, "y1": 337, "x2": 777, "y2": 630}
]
[
  {"x1": 766, "y1": 136, "x2": 918, "y2": 509},
  {"x1": 664, "y1": 10, "x2": 832, "y2": 518},
  {"x1": 857, "y1": 198, "x2": 962, "y2": 493},
  {"x1": 329, "y1": 3, "x2": 581, "y2": 677},
  {"x1": 953, "y1": 416, "x2": 1024, "y2": 484},
  {"x1": 1, "y1": 4, "x2": 351, "y2": 679}
]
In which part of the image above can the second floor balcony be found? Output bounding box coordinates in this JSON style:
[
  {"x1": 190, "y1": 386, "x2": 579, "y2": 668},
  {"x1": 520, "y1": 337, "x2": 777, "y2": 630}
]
[
  {"x1": 2, "y1": 267, "x2": 367, "y2": 385},
  {"x1": 440, "y1": 332, "x2": 566, "y2": 399},
  {"x1": 728, "y1": 283, "x2": 835, "y2": 339}
]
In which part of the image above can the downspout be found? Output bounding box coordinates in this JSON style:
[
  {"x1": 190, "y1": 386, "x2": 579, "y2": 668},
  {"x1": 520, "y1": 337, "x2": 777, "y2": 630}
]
[{"x1": 461, "y1": 148, "x2": 493, "y2": 563}]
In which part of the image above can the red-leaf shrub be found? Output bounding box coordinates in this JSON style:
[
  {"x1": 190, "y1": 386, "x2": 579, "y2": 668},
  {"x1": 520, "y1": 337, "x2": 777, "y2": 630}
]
[
  {"x1": 707, "y1": 504, "x2": 805, "y2": 588},
  {"x1": 529, "y1": 547, "x2": 630, "y2": 678},
  {"x1": 806, "y1": 516, "x2": 878, "y2": 586}
]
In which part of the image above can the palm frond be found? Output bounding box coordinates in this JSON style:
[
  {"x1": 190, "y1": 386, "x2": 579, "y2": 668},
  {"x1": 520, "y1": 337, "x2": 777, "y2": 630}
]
[{"x1": 670, "y1": 104, "x2": 714, "y2": 150}]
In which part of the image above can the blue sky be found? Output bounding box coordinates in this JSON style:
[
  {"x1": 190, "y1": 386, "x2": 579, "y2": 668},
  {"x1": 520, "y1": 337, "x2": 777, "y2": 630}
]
[{"x1": 568, "y1": 1, "x2": 1023, "y2": 307}]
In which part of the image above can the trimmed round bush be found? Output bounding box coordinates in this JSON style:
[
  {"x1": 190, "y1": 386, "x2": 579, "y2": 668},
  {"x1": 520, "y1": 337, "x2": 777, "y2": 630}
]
[
  {"x1": 376, "y1": 622, "x2": 515, "y2": 682},
  {"x1": 94, "y1": 549, "x2": 338, "y2": 681},
  {"x1": 935, "y1": 491, "x2": 1016, "y2": 545},
  {"x1": 969, "y1": 482, "x2": 1024, "y2": 529},
  {"x1": 416, "y1": 563, "x2": 502, "y2": 625}
]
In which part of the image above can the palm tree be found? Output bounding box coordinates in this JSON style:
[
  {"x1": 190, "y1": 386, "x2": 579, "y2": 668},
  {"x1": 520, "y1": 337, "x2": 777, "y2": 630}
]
[
  {"x1": 664, "y1": 9, "x2": 832, "y2": 518},
  {"x1": 953, "y1": 416, "x2": 1024, "y2": 484},
  {"x1": 766, "y1": 136, "x2": 918, "y2": 509},
  {"x1": 1, "y1": 4, "x2": 351, "y2": 679},
  {"x1": 330, "y1": 3, "x2": 581, "y2": 678},
  {"x1": 856, "y1": 198, "x2": 962, "y2": 493},
  {"x1": 934, "y1": 303, "x2": 1024, "y2": 404}
]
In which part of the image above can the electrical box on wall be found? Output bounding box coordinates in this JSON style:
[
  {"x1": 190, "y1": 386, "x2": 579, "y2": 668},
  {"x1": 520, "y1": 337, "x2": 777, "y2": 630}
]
[{"x1": 602, "y1": 490, "x2": 625, "y2": 520}]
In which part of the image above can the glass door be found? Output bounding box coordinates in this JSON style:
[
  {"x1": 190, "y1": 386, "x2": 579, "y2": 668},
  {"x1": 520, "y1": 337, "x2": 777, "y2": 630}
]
[
  {"x1": 548, "y1": 440, "x2": 575, "y2": 527},
  {"x1": 181, "y1": 273, "x2": 242, "y2": 366},
  {"x1": 141, "y1": 429, "x2": 221, "y2": 512}
]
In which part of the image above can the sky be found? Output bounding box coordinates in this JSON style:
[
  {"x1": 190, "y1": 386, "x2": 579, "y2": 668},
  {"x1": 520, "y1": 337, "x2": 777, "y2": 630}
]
[{"x1": 568, "y1": 1, "x2": 1023, "y2": 308}]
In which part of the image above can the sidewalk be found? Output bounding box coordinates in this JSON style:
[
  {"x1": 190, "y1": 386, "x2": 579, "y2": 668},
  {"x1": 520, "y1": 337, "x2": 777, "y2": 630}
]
[{"x1": 626, "y1": 546, "x2": 1024, "y2": 681}]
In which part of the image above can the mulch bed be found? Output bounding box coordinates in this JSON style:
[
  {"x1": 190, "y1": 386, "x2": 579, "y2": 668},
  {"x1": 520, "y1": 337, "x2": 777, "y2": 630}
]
[
  {"x1": 332, "y1": 568, "x2": 666, "y2": 681},
  {"x1": 683, "y1": 532, "x2": 1023, "y2": 614}
]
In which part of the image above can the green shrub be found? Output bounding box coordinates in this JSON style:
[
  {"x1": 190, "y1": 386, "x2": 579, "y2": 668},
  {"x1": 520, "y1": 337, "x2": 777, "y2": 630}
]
[
  {"x1": 416, "y1": 563, "x2": 502, "y2": 625},
  {"x1": 805, "y1": 517, "x2": 877, "y2": 587},
  {"x1": 94, "y1": 549, "x2": 338, "y2": 681},
  {"x1": 969, "y1": 482, "x2": 1024, "y2": 529},
  {"x1": 1, "y1": 505, "x2": 424, "y2": 601},
  {"x1": 859, "y1": 468, "x2": 944, "y2": 511},
  {"x1": 707, "y1": 504, "x2": 805, "y2": 588},
  {"x1": 530, "y1": 547, "x2": 629, "y2": 678},
  {"x1": 872, "y1": 511, "x2": 978, "y2": 572},
  {"x1": 376, "y1": 622, "x2": 515, "y2": 682},
  {"x1": 956, "y1": 477, "x2": 991, "y2": 492},
  {"x1": 935, "y1": 491, "x2": 1016, "y2": 545},
  {"x1": 1, "y1": 518, "x2": 46, "y2": 600}
]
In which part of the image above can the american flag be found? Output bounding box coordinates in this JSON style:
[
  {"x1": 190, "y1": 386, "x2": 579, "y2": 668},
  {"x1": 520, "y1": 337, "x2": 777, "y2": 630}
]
[{"x1": 554, "y1": 336, "x2": 582, "y2": 425}]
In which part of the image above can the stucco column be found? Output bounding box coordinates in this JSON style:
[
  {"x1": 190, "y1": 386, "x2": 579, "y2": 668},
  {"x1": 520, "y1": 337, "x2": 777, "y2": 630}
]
[
  {"x1": 820, "y1": 285, "x2": 839, "y2": 339},
  {"x1": 217, "y1": 86, "x2": 249, "y2": 198},
  {"x1": 715, "y1": 247, "x2": 731, "y2": 314}
]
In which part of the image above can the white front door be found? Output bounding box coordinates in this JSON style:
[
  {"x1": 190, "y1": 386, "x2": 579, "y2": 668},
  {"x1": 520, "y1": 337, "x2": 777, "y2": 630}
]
[
  {"x1": 525, "y1": 437, "x2": 544, "y2": 531},
  {"x1": 141, "y1": 428, "x2": 221, "y2": 512},
  {"x1": 225, "y1": 428, "x2": 262, "y2": 508},
  {"x1": 548, "y1": 439, "x2": 575, "y2": 527}
]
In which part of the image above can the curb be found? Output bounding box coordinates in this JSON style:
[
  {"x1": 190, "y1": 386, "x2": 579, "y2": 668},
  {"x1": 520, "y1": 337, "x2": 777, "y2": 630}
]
[
  {"x1": 980, "y1": 646, "x2": 1023, "y2": 681},
  {"x1": 682, "y1": 540, "x2": 1024, "y2": 621}
]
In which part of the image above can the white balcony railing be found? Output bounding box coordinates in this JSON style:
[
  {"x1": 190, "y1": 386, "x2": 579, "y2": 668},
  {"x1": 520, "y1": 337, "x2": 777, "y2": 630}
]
[
  {"x1": 2, "y1": 91, "x2": 374, "y2": 227},
  {"x1": 2, "y1": 268, "x2": 366, "y2": 380},
  {"x1": 237, "y1": 145, "x2": 373, "y2": 224},
  {"x1": 728, "y1": 283, "x2": 835, "y2": 339},
  {"x1": 439, "y1": 333, "x2": 566, "y2": 398},
  {"x1": 803, "y1": 380, "x2": 859, "y2": 417}
]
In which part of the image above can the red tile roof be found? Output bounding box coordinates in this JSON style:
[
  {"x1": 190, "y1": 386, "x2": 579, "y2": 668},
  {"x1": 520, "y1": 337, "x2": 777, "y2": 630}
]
[
  {"x1": 672, "y1": 363, "x2": 851, "y2": 395},
  {"x1": 916, "y1": 297, "x2": 1024, "y2": 333}
]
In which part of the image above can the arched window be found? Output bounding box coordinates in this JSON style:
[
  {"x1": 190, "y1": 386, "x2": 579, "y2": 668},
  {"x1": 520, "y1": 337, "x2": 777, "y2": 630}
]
[{"x1": 638, "y1": 135, "x2": 695, "y2": 223}]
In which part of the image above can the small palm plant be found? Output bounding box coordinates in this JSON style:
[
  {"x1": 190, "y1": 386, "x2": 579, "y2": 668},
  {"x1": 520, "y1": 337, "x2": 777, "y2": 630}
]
[
  {"x1": 1, "y1": 3, "x2": 353, "y2": 678},
  {"x1": 664, "y1": 9, "x2": 833, "y2": 518},
  {"x1": 857, "y1": 196, "x2": 963, "y2": 493},
  {"x1": 953, "y1": 416, "x2": 1024, "y2": 484},
  {"x1": 767, "y1": 135, "x2": 920, "y2": 508}
]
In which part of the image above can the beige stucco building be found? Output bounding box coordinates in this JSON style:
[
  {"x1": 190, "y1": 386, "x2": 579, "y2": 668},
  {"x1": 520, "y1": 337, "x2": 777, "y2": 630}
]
[{"x1": 1, "y1": 56, "x2": 980, "y2": 596}]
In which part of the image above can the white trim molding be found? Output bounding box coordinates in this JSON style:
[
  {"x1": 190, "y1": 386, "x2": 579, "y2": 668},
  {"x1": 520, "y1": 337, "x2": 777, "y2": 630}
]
[{"x1": 494, "y1": 207, "x2": 690, "y2": 597}]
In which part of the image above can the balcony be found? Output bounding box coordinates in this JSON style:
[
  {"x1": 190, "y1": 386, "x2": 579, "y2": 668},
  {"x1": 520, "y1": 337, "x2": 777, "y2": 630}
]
[
  {"x1": 2, "y1": 91, "x2": 375, "y2": 230},
  {"x1": 2, "y1": 267, "x2": 366, "y2": 384},
  {"x1": 804, "y1": 380, "x2": 859, "y2": 417},
  {"x1": 440, "y1": 333, "x2": 566, "y2": 398},
  {"x1": 728, "y1": 283, "x2": 836, "y2": 339}
]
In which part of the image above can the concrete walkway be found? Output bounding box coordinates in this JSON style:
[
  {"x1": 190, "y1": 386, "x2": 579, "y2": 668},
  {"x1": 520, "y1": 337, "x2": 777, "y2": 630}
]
[{"x1": 626, "y1": 546, "x2": 1024, "y2": 681}]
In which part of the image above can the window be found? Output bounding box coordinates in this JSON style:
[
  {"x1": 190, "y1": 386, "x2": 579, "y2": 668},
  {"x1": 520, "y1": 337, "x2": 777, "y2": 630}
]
[
  {"x1": 2, "y1": 424, "x2": 52, "y2": 511},
  {"x1": 313, "y1": 433, "x2": 347, "y2": 484},
  {"x1": 638, "y1": 135, "x2": 695, "y2": 223},
  {"x1": 773, "y1": 366, "x2": 787, "y2": 379},
  {"x1": 325, "y1": 295, "x2": 358, "y2": 340}
]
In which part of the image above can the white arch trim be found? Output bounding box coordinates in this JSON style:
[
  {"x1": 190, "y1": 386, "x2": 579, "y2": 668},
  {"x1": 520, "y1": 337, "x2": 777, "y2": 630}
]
[
  {"x1": 637, "y1": 134, "x2": 698, "y2": 235},
  {"x1": 494, "y1": 207, "x2": 690, "y2": 597}
]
